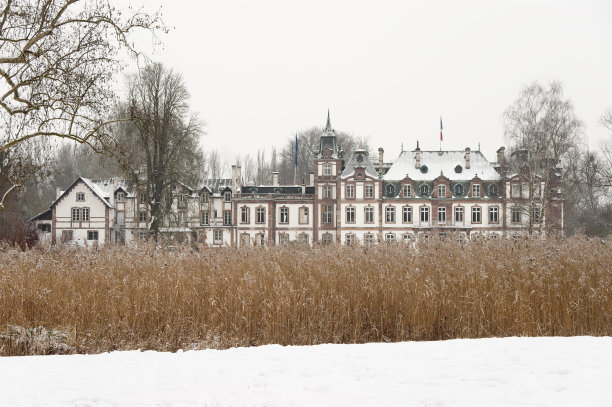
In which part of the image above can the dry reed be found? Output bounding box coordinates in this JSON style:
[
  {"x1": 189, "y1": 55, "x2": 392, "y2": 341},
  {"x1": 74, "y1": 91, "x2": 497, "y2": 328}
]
[{"x1": 1, "y1": 236, "x2": 611, "y2": 355}]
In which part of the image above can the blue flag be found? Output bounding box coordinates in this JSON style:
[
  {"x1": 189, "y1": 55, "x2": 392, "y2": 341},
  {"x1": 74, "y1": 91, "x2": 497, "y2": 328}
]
[{"x1": 295, "y1": 133, "x2": 298, "y2": 168}]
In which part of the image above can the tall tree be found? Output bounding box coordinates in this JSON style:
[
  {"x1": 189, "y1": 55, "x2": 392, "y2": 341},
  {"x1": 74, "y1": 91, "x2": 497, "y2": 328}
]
[
  {"x1": 504, "y1": 81, "x2": 582, "y2": 234},
  {"x1": 127, "y1": 63, "x2": 202, "y2": 239},
  {"x1": 0, "y1": 0, "x2": 162, "y2": 209}
]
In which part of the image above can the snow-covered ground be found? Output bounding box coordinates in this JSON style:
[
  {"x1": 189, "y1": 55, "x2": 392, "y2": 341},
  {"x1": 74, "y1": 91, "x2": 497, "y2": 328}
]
[{"x1": 2, "y1": 337, "x2": 610, "y2": 406}]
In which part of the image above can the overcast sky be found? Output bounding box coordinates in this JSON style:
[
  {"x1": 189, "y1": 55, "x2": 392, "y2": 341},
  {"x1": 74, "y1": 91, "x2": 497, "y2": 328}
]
[{"x1": 125, "y1": 0, "x2": 612, "y2": 164}]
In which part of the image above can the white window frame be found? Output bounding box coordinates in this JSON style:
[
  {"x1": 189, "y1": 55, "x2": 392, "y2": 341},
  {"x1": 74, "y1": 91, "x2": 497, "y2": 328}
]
[
  {"x1": 279, "y1": 207, "x2": 289, "y2": 224},
  {"x1": 438, "y1": 207, "x2": 446, "y2": 223},
  {"x1": 346, "y1": 184, "x2": 354, "y2": 198},
  {"x1": 385, "y1": 206, "x2": 395, "y2": 223},
  {"x1": 438, "y1": 184, "x2": 446, "y2": 198},
  {"x1": 455, "y1": 207, "x2": 464, "y2": 222},
  {"x1": 323, "y1": 163, "x2": 332, "y2": 176},
  {"x1": 365, "y1": 184, "x2": 374, "y2": 199},
  {"x1": 402, "y1": 206, "x2": 412, "y2": 223},
  {"x1": 76, "y1": 192, "x2": 85, "y2": 202},
  {"x1": 256, "y1": 207, "x2": 266, "y2": 224},
  {"x1": 472, "y1": 184, "x2": 481, "y2": 198},
  {"x1": 489, "y1": 206, "x2": 499, "y2": 223},
  {"x1": 403, "y1": 184, "x2": 411, "y2": 197},
  {"x1": 364, "y1": 207, "x2": 374, "y2": 224},
  {"x1": 420, "y1": 207, "x2": 429, "y2": 222},
  {"x1": 346, "y1": 206, "x2": 355, "y2": 224},
  {"x1": 472, "y1": 207, "x2": 482, "y2": 223}
]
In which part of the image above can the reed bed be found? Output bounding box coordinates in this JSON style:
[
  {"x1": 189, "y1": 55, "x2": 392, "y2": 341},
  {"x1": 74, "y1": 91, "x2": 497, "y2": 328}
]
[{"x1": 0, "y1": 236, "x2": 611, "y2": 355}]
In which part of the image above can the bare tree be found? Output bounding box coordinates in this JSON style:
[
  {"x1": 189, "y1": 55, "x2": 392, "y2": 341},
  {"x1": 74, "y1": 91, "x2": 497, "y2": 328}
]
[
  {"x1": 0, "y1": 0, "x2": 162, "y2": 209},
  {"x1": 127, "y1": 63, "x2": 202, "y2": 239},
  {"x1": 504, "y1": 81, "x2": 582, "y2": 234},
  {"x1": 601, "y1": 110, "x2": 612, "y2": 188}
]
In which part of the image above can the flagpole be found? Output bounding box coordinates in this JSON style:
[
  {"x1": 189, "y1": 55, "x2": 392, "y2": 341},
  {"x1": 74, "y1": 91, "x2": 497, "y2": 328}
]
[{"x1": 294, "y1": 132, "x2": 298, "y2": 185}]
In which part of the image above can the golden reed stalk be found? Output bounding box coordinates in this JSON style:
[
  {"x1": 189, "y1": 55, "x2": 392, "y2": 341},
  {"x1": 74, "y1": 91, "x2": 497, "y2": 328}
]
[{"x1": 1, "y1": 236, "x2": 610, "y2": 355}]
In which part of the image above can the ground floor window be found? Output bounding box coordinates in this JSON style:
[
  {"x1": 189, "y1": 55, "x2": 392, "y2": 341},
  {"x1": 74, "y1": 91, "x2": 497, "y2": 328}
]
[
  {"x1": 87, "y1": 230, "x2": 98, "y2": 241},
  {"x1": 298, "y1": 233, "x2": 309, "y2": 244},
  {"x1": 402, "y1": 233, "x2": 413, "y2": 242},
  {"x1": 346, "y1": 233, "x2": 356, "y2": 245},
  {"x1": 364, "y1": 233, "x2": 375, "y2": 244},
  {"x1": 385, "y1": 233, "x2": 395, "y2": 242},
  {"x1": 279, "y1": 233, "x2": 289, "y2": 245},
  {"x1": 240, "y1": 233, "x2": 250, "y2": 246},
  {"x1": 512, "y1": 207, "x2": 521, "y2": 223},
  {"x1": 322, "y1": 233, "x2": 334, "y2": 245},
  {"x1": 61, "y1": 230, "x2": 73, "y2": 242},
  {"x1": 213, "y1": 229, "x2": 223, "y2": 244}
]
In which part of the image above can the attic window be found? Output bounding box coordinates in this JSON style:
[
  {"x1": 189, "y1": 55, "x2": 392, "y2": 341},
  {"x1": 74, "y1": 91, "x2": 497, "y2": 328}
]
[
  {"x1": 455, "y1": 165, "x2": 463, "y2": 174},
  {"x1": 357, "y1": 172, "x2": 363, "y2": 177},
  {"x1": 116, "y1": 192, "x2": 124, "y2": 201},
  {"x1": 454, "y1": 184, "x2": 464, "y2": 196},
  {"x1": 274, "y1": 188, "x2": 282, "y2": 194},
  {"x1": 385, "y1": 184, "x2": 395, "y2": 197},
  {"x1": 419, "y1": 184, "x2": 430, "y2": 196},
  {"x1": 489, "y1": 184, "x2": 499, "y2": 197},
  {"x1": 252, "y1": 188, "x2": 258, "y2": 193},
  {"x1": 357, "y1": 154, "x2": 364, "y2": 163},
  {"x1": 76, "y1": 192, "x2": 85, "y2": 202},
  {"x1": 420, "y1": 165, "x2": 428, "y2": 174}
]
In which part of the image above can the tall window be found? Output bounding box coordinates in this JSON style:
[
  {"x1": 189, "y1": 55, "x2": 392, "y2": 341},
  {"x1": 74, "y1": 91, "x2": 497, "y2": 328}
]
[
  {"x1": 403, "y1": 184, "x2": 411, "y2": 197},
  {"x1": 455, "y1": 207, "x2": 464, "y2": 222},
  {"x1": 420, "y1": 207, "x2": 429, "y2": 222},
  {"x1": 201, "y1": 212, "x2": 209, "y2": 225},
  {"x1": 489, "y1": 184, "x2": 499, "y2": 197},
  {"x1": 512, "y1": 207, "x2": 521, "y2": 223},
  {"x1": 512, "y1": 184, "x2": 521, "y2": 198},
  {"x1": 178, "y1": 195, "x2": 186, "y2": 208},
  {"x1": 438, "y1": 207, "x2": 446, "y2": 223},
  {"x1": 364, "y1": 207, "x2": 374, "y2": 223},
  {"x1": 346, "y1": 233, "x2": 356, "y2": 245},
  {"x1": 365, "y1": 184, "x2": 374, "y2": 199},
  {"x1": 224, "y1": 191, "x2": 231, "y2": 202},
  {"x1": 385, "y1": 184, "x2": 395, "y2": 197},
  {"x1": 438, "y1": 185, "x2": 446, "y2": 198},
  {"x1": 140, "y1": 192, "x2": 146, "y2": 202},
  {"x1": 82, "y1": 208, "x2": 90, "y2": 221},
  {"x1": 299, "y1": 207, "x2": 309, "y2": 224},
  {"x1": 323, "y1": 186, "x2": 332, "y2": 199},
  {"x1": 472, "y1": 207, "x2": 481, "y2": 223},
  {"x1": 402, "y1": 206, "x2": 412, "y2": 223},
  {"x1": 472, "y1": 184, "x2": 481, "y2": 197},
  {"x1": 385, "y1": 206, "x2": 395, "y2": 223},
  {"x1": 323, "y1": 205, "x2": 333, "y2": 223},
  {"x1": 241, "y1": 207, "x2": 249, "y2": 223},
  {"x1": 116, "y1": 192, "x2": 124, "y2": 201},
  {"x1": 223, "y1": 211, "x2": 232, "y2": 226},
  {"x1": 346, "y1": 184, "x2": 354, "y2": 198},
  {"x1": 489, "y1": 207, "x2": 499, "y2": 223},
  {"x1": 72, "y1": 208, "x2": 80, "y2": 222},
  {"x1": 532, "y1": 207, "x2": 541, "y2": 223},
  {"x1": 346, "y1": 207, "x2": 355, "y2": 223},
  {"x1": 323, "y1": 163, "x2": 332, "y2": 175},
  {"x1": 76, "y1": 192, "x2": 85, "y2": 202},
  {"x1": 139, "y1": 211, "x2": 147, "y2": 223},
  {"x1": 279, "y1": 207, "x2": 289, "y2": 224},
  {"x1": 214, "y1": 229, "x2": 223, "y2": 244},
  {"x1": 256, "y1": 207, "x2": 266, "y2": 224}
]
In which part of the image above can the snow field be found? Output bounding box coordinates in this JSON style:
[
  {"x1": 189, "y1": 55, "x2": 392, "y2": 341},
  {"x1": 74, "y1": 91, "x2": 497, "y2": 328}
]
[{"x1": 1, "y1": 336, "x2": 611, "y2": 406}]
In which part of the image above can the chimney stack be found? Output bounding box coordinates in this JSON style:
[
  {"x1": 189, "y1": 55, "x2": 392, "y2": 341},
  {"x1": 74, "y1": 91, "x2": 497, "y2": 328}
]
[
  {"x1": 309, "y1": 172, "x2": 315, "y2": 186},
  {"x1": 272, "y1": 171, "x2": 279, "y2": 186},
  {"x1": 415, "y1": 141, "x2": 421, "y2": 169},
  {"x1": 231, "y1": 165, "x2": 242, "y2": 192},
  {"x1": 496, "y1": 147, "x2": 505, "y2": 166},
  {"x1": 378, "y1": 147, "x2": 384, "y2": 175},
  {"x1": 465, "y1": 147, "x2": 471, "y2": 169}
]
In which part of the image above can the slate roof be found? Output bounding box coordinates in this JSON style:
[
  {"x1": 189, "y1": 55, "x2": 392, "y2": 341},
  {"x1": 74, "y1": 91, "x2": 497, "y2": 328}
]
[
  {"x1": 241, "y1": 185, "x2": 315, "y2": 195},
  {"x1": 341, "y1": 149, "x2": 379, "y2": 178},
  {"x1": 384, "y1": 150, "x2": 500, "y2": 181}
]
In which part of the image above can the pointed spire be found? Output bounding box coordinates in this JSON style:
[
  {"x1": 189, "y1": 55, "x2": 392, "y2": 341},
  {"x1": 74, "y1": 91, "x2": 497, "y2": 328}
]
[{"x1": 325, "y1": 109, "x2": 332, "y2": 132}]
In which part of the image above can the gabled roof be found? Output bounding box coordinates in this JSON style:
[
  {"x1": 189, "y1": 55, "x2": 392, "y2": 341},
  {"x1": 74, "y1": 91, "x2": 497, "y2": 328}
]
[
  {"x1": 384, "y1": 150, "x2": 500, "y2": 181},
  {"x1": 28, "y1": 209, "x2": 52, "y2": 222},
  {"x1": 197, "y1": 178, "x2": 232, "y2": 193},
  {"x1": 51, "y1": 177, "x2": 113, "y2": 208}
]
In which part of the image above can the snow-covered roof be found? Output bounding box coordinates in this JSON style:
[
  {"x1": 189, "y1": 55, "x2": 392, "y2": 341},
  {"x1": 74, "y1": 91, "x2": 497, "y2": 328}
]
[
  {"x1": 384, "y1": 150, "x2": 500, "y2": 181},
  {"x1": 51, "y1": 177, "x2": 113, "y2": 208},
  {"x1": 197, "y1": 178, "x2": 232, "y2": 193},
  {"x1": 341, "y1": 150, "x2": 379, "y2": 178},
  {"x1": 87, "y1": 178, "x2": 135, "y2": 199}
]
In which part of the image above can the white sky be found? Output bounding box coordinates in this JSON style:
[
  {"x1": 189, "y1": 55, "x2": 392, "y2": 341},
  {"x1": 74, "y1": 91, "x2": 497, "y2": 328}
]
[{"x1": 123, "y1": 0, "x2": 612, "y2": 164}]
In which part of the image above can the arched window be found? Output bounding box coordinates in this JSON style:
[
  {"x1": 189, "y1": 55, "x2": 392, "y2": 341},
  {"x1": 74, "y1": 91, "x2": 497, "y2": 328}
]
[
  {"x1": 454, "y1": 184, "x2": 464, "y2": 197},
  {"x1": 385, "y1": 184, "x2": 395, "y2": 197},
  {"x1": 419, "y1": 184, "x2": 430, "y2": 196}
]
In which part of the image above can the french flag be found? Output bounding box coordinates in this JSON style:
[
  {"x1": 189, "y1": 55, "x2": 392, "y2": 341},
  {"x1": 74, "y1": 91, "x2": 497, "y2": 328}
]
[{"x1": 440, "y1": 117, "x2": 443, "y2": 141}]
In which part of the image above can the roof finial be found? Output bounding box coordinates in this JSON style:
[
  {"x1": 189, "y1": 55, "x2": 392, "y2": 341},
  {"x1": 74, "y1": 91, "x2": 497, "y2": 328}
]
[
  {"x1": 325, "y1": 109, "x2": 332, "y2": 132},
  {"x1": 416, "y1": 140, "x2": 420, "y2": 150}
]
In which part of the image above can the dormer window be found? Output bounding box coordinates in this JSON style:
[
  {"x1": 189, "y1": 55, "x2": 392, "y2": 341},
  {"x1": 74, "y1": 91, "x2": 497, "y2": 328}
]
[
  {"x1": 489, "y1": 184, "x2": 499, "y2": 197},
  {"x1": 76, "y1": 192, "x2": 85, "y2": 202},
  {"x1": 472, "y1": 184, "x2": 481, "y2": 198},
  {"x1": 420, "y1": 165, "x2": 428, "y2": 174},
  {"x1": 438, "y1": 185, "x2": 446, "y2": 198},
  {"x1": 224, "y1": 191, "x2": 231, "y2": 202},
  {"x1": 454, "y1": 184, "x2": 464, "y2": 197},
  {"x1": 402, "y1": 184, "x2": 411, "y2": 197},
  {"x1": 385, "y1": 184, "x2": 395, "y2": 197},
  {"x1": 419, "y1": 184, "x2": 430, "y2": 196},
  {"x1": 116, "y1": 192, "x2": 124, "y2": 202},
  {"x1": 455, "y1": 165, "x2": 463, "y2": 174},
  {"x1": 323, "y1": 163, "x2": 332, "y2": 176}
]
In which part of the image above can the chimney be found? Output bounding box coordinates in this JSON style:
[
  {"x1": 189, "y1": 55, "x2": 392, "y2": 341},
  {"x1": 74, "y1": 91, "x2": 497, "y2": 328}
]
[
  {"x1": 378, "y1": 147, "x2": 384, "y2": 175},
  {"x1": 272, "y1": 171, "x2": 279, "y2": 186},
  {"x1": 231, "y1": 165, "x2": 237, "y2": 191},
  {"x1": 301, "y1": 178, "x2": 306, "y2": 194},
  {"x1": 56, "y1": 187, "x2": 62, "y2": 200},
  {"x1": 309, "y1": 172, "x2": 315, "y2": 186},
  {"x1": 415, "y1": 141, "x2": 421, "y2": 169},
  {"x1": 231, "y1": 165, "x2": 242, "y2": 192},
  {"x1": 496, "y1": 147, "x2": 505, "y2": 166},
  {"x1": 465, "y1": 147, "x2": 471, "y2": 169},
  {"x1": 236, "y1": 165, "x2": 242, "y2": 190}
]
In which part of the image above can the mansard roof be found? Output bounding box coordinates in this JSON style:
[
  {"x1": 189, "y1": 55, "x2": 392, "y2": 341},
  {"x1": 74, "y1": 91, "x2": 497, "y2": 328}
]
[
  {"x1": 197, "y1": 178, "x2": 232, "y2": 193},
  {"x1": 241, "y1": 185, "x2": 315, "y2": 195},
  {"x1": 341, "y1": 149, "x2": 378, "y2": 178},
  {"x1": 384, "y1": 150, "x2": 500, "y2": 181}
]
